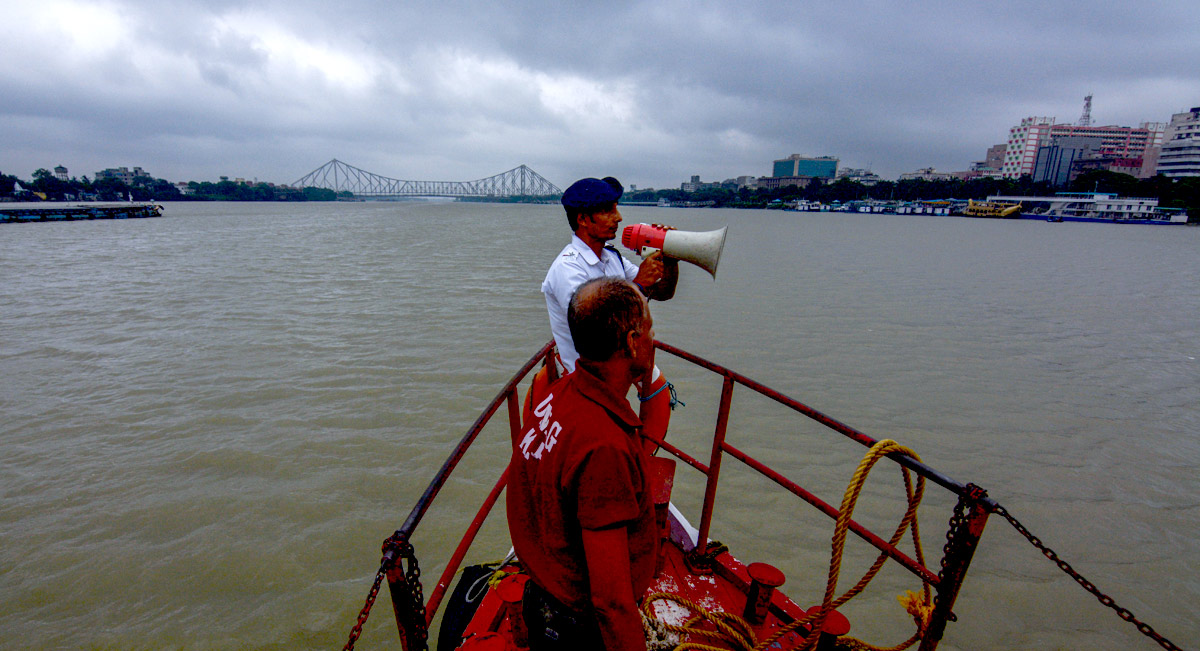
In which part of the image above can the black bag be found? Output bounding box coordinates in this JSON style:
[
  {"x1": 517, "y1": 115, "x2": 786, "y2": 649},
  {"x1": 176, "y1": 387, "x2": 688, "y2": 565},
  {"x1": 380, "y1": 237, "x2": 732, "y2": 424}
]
[{"x1": 436, "y1": 563, "x2": 498, "y2": 651}]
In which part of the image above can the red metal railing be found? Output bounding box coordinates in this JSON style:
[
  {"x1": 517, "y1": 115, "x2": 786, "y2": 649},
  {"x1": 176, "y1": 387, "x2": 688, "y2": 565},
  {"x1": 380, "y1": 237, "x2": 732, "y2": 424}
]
[{"x1": 384, "y1": 340, "x2": 993, "y2": 650}]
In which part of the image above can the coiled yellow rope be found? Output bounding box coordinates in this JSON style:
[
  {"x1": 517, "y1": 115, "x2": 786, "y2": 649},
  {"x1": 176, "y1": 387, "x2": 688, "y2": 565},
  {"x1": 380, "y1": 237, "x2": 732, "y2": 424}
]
[
  {"x1": 642, "y1": 439, "x2": 934, "y2": 651},
  {"x1": 642, "y1": 591, "x2": 780, "y2": 651}
]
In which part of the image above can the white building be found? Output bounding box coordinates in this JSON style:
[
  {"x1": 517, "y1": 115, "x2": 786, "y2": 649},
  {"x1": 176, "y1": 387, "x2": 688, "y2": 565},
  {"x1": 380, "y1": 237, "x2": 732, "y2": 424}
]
[
  {"x1": 681, "y1": 175, "x2": 721, "y2": 192},
  {"x1": 734, "y1": 175, "x2": 758, "y2": 190},
  {"x1": 836, "y1": 168, "x2": 882, "y2": 185},
  {"x1": 899, "y1": 167, "x2": 952, "y2": 182},
  {"x1": 95, "y1": 166, "x2": 149, "y2": 184},
  {"x1": 1155, "y1": 107, "x2": 1200, "y2": 177}
]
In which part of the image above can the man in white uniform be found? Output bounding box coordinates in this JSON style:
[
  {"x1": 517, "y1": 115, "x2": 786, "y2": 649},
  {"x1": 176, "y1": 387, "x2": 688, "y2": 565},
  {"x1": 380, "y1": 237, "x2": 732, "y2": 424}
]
[{"x1": 540, "y1": 176, "x2": 679, "y2": 444}]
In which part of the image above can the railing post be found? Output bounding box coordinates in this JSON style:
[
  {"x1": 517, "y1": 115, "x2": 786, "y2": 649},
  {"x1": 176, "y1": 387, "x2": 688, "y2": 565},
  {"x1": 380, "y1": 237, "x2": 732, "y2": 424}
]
[
  {"x1": 386, "y1": 551, "x2": 429, "y2": 651},
  {"x1": 921, "y1": 492, "x2": 991, "y2": 650},
  {"x1": 696, "y1": 376, "x2": 734, "y2": 551},
  {"x1": 507, "y1": 387, "x2": 522, "y2": 440}
]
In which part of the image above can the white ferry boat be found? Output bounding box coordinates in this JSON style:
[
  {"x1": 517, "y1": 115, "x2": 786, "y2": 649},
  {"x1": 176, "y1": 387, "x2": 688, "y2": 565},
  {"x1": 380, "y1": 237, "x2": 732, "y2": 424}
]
[{"x1": 987, "y1": 192, "x2": 1188, "y2": 224}]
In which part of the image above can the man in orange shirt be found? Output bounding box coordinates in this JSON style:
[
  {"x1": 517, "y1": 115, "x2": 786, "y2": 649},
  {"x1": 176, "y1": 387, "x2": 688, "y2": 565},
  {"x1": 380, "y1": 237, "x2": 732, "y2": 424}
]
[{"x1": 508, "y1": 277, "x2": 659, "y2": 650}]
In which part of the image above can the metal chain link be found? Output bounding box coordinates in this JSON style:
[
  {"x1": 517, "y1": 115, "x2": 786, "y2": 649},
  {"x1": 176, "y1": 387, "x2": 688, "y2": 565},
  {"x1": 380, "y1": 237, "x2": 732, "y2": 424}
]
[
  {"x1": 342, "y1": 535, "x2": 429, "y2": 651},
  {"x1": 343, "y1": 566, "x2": 387, "y2": 651},
  {"x1": 932, "y1": 485, "x2": 976, "y2": 623},
  {"x1": 402, "y1": 541, "x2": 428, "y2": 651},
  {"x1": 993, "y1": 503, "x2": 1183, "y2": 651}
]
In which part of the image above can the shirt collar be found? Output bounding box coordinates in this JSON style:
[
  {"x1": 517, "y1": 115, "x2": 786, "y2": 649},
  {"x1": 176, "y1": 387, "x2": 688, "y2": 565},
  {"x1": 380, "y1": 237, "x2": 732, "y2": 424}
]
[
  {"x1": 570, "y1": 234, "x2": 603, "y2": 266},
  {"x1": 571, "y1": 363, "x2": 642, "y2": 431}
]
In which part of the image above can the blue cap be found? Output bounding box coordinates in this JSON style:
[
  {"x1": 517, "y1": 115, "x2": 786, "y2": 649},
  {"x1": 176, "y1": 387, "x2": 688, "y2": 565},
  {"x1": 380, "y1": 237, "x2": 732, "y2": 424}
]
[{"x1": 561, "y1": 177, "x2": 623, "y2": 210}]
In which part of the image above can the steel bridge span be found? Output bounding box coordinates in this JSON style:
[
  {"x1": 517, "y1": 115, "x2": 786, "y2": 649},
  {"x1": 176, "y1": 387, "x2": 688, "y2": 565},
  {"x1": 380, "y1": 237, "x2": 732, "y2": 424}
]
[{"x1": 292, "y1": 159, "x2": 562, "y2": 198}]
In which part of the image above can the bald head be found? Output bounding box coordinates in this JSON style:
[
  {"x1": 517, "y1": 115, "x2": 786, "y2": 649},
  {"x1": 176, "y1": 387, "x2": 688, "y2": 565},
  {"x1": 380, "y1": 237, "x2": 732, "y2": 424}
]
[{"x1": 567, "y1": 278, "x2": 648, "y2": 363}]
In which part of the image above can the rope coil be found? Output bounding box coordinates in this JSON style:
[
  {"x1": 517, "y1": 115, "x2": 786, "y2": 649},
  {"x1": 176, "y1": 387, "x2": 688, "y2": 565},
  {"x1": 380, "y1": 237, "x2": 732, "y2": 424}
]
[{"x1": 642, "y1": 440, "x2": 933, "y2": 651}]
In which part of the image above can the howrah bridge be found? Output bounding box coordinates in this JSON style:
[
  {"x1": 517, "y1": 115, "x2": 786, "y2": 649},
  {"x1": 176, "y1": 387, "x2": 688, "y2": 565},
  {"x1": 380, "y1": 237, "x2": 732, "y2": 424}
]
[{"x1": 293, "y1": 159, "x2": 562, "y2": 199}]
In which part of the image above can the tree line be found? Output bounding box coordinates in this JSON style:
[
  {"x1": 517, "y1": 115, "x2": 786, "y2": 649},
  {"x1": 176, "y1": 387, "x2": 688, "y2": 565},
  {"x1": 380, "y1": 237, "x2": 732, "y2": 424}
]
[
  {"x1": 0, "y1": 168, "x2": 342, "y2": 202},
  {"x1": 625, "y1": 171, "x2": 1200, "y2": 216}
]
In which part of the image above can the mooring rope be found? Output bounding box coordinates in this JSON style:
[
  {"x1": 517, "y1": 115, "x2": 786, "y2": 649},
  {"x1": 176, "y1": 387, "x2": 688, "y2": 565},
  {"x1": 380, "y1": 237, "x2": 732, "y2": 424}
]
[{"x1": 643, "y1": 439, "x2": 933, "y2": 651}]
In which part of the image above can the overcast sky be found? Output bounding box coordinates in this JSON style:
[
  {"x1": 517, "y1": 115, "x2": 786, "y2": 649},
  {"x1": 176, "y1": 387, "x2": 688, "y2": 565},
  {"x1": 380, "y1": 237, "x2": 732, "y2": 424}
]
[{"x1": 2, "y1": 0, "x2": 1198, "y2": 189}]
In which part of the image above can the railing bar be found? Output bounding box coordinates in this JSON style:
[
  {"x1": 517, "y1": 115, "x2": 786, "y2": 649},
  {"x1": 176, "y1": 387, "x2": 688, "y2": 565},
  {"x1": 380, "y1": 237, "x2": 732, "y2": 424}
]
[
  {"x1": 424, "y1": 467, "x2": 510, "y2": 625},
  {"x1": 642, "y1": 434, "x2": 710, "y2": 475},
  {"x1": 506, "y1": 387, "x2": 523, "y2": 442},
  {"x1": 656, "y1": 341, "x2": 992, "y2": 506},
  {"x1": 723, "y1": 441, "x2": 939, "y2": 585},
  {"x1": 387, "y1": 341, "x2": 553, "y2": 559},
  {"x1": 696, "y1": 377, "x2": 735, "y2": 549}
]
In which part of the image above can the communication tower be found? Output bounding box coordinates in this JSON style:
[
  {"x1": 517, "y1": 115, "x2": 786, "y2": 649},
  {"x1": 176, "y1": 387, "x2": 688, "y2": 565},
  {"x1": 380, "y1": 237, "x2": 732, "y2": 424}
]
[{"x1": 1078, "y1": 94, "x2": 1093, "y2": 127}]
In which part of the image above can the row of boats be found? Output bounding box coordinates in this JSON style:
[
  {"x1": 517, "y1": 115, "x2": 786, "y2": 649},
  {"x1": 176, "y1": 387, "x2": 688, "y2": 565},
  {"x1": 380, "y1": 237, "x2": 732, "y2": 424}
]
[
  {"x1": 0, "y1": 202, "x2": 164, "y2": 223},
  {"x1": 784, "y1": 192, "x2": 1190, "y2": 224}
]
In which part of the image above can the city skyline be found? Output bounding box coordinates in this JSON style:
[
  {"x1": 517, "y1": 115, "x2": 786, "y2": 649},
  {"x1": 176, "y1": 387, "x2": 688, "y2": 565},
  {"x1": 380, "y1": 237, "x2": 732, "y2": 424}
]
[{"x1": 2, "y1": 1, "x2": 1198, "y2": 190}]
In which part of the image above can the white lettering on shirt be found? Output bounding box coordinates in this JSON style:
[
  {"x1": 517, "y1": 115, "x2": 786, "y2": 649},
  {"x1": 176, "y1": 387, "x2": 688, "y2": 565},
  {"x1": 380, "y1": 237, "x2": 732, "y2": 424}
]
[
  {"x1": 521, "y1": 393, "x2": 562, "y2": 461},
  {"x1": 519, "y1": 428, "x2": 539, "y2": 459}
]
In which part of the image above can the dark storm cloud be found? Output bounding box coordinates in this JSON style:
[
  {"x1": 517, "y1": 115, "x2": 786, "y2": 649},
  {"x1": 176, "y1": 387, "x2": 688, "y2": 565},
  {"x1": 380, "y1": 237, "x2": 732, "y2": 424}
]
[{"x1": 1, "y1": 0, "x2": 1197, "y2": 188}]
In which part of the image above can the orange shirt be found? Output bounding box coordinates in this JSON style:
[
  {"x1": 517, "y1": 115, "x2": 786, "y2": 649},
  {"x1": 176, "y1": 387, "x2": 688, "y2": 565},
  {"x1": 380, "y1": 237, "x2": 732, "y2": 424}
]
[{"x1": 506, "y1": 365, "x2": 658, "y2": 612}]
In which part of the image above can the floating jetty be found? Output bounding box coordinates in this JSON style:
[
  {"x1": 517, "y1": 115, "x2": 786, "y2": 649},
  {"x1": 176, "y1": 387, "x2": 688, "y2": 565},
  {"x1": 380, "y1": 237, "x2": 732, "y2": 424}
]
[{"x1": 0, "y1": 202, "x2": 163, "y2": 224}]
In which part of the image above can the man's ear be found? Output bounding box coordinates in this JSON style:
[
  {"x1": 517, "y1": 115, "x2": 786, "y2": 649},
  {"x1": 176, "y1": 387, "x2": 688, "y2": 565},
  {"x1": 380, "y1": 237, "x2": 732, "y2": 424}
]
[{"x1": 623, "y1": 329, "x2": 638, "y2": 359}]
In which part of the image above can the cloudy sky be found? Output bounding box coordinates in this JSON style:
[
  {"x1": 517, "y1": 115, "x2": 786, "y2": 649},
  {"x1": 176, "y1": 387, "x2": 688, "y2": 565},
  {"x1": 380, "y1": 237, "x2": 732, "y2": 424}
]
[{"x1": 2, "y1": 0, "x2": 1197, "y2": 189}]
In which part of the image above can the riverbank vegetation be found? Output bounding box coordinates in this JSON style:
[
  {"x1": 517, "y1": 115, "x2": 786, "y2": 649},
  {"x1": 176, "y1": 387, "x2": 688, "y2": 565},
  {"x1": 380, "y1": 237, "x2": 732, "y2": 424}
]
[
  {"x1": 0, "y1": 169, "x2": 342, "y2": 202},
  {"x1": 627, "y1": 170, "x2": 1200, "y2": 216}
]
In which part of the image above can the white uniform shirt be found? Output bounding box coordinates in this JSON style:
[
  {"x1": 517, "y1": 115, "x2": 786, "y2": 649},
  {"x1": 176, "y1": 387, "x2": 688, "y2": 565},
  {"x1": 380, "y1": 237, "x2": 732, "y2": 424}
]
[{"x1": 542, "y1": 234, "x2": 639, "y2": 372}]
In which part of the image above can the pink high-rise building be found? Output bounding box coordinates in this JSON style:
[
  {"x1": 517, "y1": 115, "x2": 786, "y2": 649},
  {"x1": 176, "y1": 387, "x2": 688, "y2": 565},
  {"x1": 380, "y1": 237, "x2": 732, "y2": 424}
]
[{"x1": 1000, "y1": 117, "x2": 1165, "y2": 179}]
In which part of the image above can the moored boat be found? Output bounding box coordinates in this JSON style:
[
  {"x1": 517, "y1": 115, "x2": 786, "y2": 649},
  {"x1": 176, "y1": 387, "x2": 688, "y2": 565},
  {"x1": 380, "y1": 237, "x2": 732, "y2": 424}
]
[
  {"x1": 962, "y1": 199, "x2": 1021, "y2": 219},
  {"x1": 987, "y1": 192, "x2": 1188, "y2": 224},
  {"x1": 0, "y1": 202, "x2": 163, "y2": 224},
  {"x1": 343, "y1": 342, "x2": 1182, "y2": 651}
]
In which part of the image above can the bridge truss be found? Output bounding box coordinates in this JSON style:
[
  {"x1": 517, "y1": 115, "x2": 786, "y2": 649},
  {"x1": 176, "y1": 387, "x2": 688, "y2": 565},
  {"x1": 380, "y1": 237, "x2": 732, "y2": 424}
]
[{"x1": 292, "y1": 159, "x2": 562, "y2": 198}]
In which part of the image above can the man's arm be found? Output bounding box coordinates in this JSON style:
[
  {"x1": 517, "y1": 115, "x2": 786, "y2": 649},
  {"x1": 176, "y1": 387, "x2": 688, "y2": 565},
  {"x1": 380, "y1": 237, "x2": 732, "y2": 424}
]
[
  {"x1": 545, "y1": 258, "x2": 592, "y2": 369},
  {"x1": 633, "y1": 252, "x2": 679, "y2": 301},
  {"x1": 650, "y1": 256, "x2": 678, "y2": 301},
  {"x1": 581, "y1": 526, "x2": 647, "y2": 651}
]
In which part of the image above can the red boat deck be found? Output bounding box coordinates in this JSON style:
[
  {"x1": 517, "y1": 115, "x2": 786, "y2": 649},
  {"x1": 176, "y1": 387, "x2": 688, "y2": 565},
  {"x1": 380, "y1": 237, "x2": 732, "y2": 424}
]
[
  {"x1": 641, "y1": 538, "x2": 819, "y2": 649},
  {"x1": 449, "y1": 499, "x2": 848, "y2": 650},
  {"x1": 451, "y1": 553, "x2": 815, "y2": 649}
]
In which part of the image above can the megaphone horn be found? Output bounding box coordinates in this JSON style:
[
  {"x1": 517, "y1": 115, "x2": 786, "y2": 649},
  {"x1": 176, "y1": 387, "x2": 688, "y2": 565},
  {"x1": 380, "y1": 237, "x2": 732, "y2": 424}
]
[{"x1": 621, "y1": 223, "x2": 727, "y2": 278}]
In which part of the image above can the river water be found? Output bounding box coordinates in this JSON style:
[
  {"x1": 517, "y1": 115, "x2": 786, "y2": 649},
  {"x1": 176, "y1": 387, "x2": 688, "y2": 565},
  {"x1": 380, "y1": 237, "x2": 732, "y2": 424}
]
[{"x1": 1, "y1": 201, "x2": 1197, "y2": 650}]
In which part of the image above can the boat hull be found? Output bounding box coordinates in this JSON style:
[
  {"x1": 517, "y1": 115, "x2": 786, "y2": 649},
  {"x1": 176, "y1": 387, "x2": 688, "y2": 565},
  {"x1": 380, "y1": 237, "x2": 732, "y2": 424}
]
[{"x1": 1017, "y1": 213, "x2": 1186, "y2": 225}]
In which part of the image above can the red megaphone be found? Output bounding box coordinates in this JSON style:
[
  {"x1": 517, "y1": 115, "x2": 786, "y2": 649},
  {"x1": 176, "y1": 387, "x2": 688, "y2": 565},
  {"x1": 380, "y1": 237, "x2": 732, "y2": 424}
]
[{"x1": 621, "y1": 223, "x2": 727, "y2": 278}]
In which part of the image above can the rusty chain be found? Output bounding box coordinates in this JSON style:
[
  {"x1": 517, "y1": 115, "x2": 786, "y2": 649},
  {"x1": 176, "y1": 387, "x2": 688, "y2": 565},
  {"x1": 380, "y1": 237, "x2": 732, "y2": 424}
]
[
  {"x1": 400, "y1": 539, "x2": 429, "y2": 651},
  {"x1": 932, "y1": 483, "x2": 982, "y2": 623},
  {"x1": 992, "y1": 502, "x2": 1183, "y2": 651},
  {"x1": 343, "y1": 564, "x2": 387, "y2": 651},
  {"x1": 343, "y1": 535, "x2": 428, "y2": 651}
]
